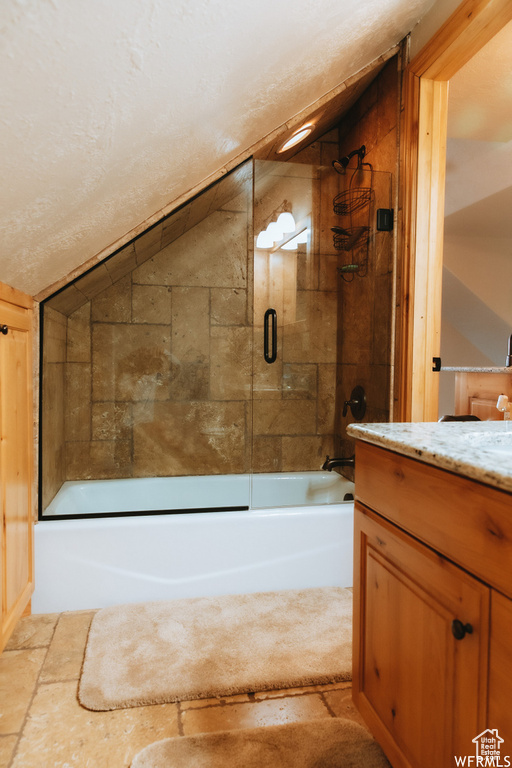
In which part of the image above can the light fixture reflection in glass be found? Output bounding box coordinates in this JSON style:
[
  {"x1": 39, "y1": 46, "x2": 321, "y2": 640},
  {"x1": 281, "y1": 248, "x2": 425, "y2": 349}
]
[
  {"x1": 265, "y1": 221, "x2": 284, "y2": 242},
  {"x1": 256, "y1": 209, "x2": 300, "y2": 250},
  {"x1": 281, "y1": 228, "x2": 309, "y2": 251},
  {"x1": 276, "y1": 211, "x2": 296, "y2": 234},
  {"x1": 256, "y1": 229, "x2": 274, "y2": 248}
]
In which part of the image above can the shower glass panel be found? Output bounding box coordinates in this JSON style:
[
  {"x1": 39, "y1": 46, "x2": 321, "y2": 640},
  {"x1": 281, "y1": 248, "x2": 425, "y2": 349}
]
[
  {"x1": 40, "y1": 162, "x2": 253, "y2": 517},
  {"x1": 251, "y1": 159, "x2": 339, "y2": 496}
]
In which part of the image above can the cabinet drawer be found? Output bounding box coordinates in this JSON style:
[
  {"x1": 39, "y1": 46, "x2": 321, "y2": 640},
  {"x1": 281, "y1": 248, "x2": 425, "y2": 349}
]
[{"x1": 355, "y1": 441, "x2": 512, "y2": 599}]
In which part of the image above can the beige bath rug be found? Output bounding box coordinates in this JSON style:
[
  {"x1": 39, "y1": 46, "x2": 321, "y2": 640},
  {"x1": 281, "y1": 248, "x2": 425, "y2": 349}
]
[
  {"x1": 130, "y1": 718, "x2": 390, "y2": 768},
  {"x1": 79, "y1": 587, "x2": 352, "y2": 711}
]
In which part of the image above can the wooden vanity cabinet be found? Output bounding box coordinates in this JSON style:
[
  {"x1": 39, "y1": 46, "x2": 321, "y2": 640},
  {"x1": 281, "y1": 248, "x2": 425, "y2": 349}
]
[
  {"x1": 0, "y1": 282, "x2": 34, "y2": 651},
  {"x1": 488, "y1": 590, "x2": 512, "y2": 740},
  {"x1": 353, "y1": 440, "x2": 512, "y2": 768}
]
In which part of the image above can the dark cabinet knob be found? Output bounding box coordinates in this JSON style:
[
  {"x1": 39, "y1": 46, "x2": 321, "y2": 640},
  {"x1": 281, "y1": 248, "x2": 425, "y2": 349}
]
[
  {"x1": 452, "y1": 619, "x2": 473, "y2": 640},
  {"x1": 0, "y1": 325, "x2": 8, "y2": 335}
]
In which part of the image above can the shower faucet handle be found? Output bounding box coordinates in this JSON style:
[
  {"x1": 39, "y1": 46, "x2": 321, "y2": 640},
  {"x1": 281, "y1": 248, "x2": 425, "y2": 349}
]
[
  {"x1": 342, "y1": 386, "x2": 366, "y2": 420},
  {"x1": 342, "y1": 398, "x2": 358, "y2": 417}
]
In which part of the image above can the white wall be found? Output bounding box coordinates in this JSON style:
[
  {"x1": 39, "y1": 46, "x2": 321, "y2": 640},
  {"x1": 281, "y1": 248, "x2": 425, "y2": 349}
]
[{"x1": 409, "y1": 0, "x2": 460, "y2": 59}]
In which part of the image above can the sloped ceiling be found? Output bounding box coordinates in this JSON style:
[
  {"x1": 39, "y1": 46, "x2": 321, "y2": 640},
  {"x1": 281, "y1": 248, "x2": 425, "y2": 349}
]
[{"x1": 1, "y1": 0, "x2": 435, "y2": 297}]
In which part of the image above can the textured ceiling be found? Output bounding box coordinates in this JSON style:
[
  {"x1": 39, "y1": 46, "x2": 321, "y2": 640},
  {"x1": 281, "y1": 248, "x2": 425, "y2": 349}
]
[{"x1": 0, "y1": 0, "x2": 435, "y2": 297}]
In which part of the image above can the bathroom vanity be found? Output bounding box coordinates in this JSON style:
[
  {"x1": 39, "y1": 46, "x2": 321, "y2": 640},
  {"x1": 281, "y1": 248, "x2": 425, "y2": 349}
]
[{"x1": 347, "y1": 421, "x2": 512, "y2": 768}]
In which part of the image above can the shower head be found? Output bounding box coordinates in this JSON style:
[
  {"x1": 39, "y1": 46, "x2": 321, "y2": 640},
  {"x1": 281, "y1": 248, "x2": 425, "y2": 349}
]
[
  {"x1": 333, "y1": 157, "x2": 350, "y2": 174},
  {"x1": 332, "y1": 145, "x2": 366, "y2": 174}
]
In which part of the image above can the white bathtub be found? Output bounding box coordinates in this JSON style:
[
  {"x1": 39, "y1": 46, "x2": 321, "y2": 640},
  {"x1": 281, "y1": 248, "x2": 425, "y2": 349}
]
[{"x1": 33, "y1": 472, "x2": 354, "y2": 613}]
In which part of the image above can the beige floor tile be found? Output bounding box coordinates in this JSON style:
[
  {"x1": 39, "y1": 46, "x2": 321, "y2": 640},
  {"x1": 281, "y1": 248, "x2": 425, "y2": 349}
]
[
  {"x1": 254, "y1": 681, "x2": 353, "y2": 699},
  {"x1": 0, "y1": 734, "x2": 19, "y2": 766},
  {"x1": 11, "y1": 681, "x2": 179, "y2": 768},
  {"x1": 0, "y1": 648, "x2": 46, "y2": 734},
  {"x1": 182, "y1": 693, "x2": 330, "y2": 735},
  {"x1": 181, "y1": 693, "x2": 251, "y2": 710},
  {"x1": 39, "y1": 611, "x2": 95, "y2": 683},
  {"x1": 323, "y1": 688, "x2": 368, "y2": 729},
  {"x1": 5, "y1": 614, "x2": 59, "y2": 651}
]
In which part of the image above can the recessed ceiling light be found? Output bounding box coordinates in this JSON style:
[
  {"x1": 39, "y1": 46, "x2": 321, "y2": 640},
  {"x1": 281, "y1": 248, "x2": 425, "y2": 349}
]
[{"x1": 277, "y1": 124, "x2": 314, "y2": 153}]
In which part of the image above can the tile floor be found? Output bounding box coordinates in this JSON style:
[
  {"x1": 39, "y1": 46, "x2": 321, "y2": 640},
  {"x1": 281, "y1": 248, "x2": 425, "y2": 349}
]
[{"x1": 0, "y1": 610, "x2": 367, "y2": 768}]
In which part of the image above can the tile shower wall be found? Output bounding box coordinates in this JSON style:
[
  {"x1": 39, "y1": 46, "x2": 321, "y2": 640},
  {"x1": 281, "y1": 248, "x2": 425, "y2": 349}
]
[
  {"x1": 42, "y1": 141, "x2": 341, "y2": 500},
  {"x1": 63, "y1": 205, "x2": 253, "y2": 481},
  {"x1": 41, "y1": 307, "x2": 66, "y2": 508},
  {"x1": 334, "y1": 56, "x2": 400, "y2": 468}
]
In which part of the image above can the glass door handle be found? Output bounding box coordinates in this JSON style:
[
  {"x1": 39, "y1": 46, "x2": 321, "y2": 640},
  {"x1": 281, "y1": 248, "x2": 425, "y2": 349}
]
[{"x1": 263, "y1": 308, "x2": 277, "y2": 364}]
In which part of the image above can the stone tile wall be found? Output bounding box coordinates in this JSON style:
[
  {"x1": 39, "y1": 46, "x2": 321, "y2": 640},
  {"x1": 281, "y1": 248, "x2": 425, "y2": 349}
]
[
  {"x1": 334, "y1": 56, "x2": 400, "y2": 472},
  {"x1": 43, "y1": 143, "x2": 342, "y2": 495},
  {"x1": 41, "y1": 307, "x2": 66, "y2": 508},
  {"x1": 62, "y1": 202, "x2": 253, "y2": 481}
]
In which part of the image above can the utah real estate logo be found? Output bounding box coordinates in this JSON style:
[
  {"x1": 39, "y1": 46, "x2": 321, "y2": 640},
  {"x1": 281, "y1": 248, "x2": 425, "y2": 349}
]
[{"x1": 455, "y1": 729, "x2": 510, "y2": 767}]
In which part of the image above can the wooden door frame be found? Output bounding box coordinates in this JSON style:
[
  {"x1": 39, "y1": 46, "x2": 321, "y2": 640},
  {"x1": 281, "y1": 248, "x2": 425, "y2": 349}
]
[{"x1": 397, "y1": 0, "x2": 512, "y2": 421}]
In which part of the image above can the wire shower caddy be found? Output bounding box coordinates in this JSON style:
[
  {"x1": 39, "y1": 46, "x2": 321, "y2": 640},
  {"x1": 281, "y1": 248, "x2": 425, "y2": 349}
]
[{"x1": 331, "y1": 159, "x2": 374, "y2": 281}]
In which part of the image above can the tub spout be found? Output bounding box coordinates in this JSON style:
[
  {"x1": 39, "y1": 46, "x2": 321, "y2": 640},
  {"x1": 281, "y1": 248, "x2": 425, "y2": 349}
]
[{"x1": 322, "y1": 455, "x2": 355, "y2": 471}]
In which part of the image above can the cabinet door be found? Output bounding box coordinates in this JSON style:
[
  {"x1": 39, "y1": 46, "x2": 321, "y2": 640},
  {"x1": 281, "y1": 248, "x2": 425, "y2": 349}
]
[
  {"x1": 488, "y1": 590, "x2": 512, "y2": 744},
  {"x1": 0, "y1": 297, "x2": 34, "y2": 650},
  {"x1": 353, "y1": 503, "x2": 490, "y2": 768}
]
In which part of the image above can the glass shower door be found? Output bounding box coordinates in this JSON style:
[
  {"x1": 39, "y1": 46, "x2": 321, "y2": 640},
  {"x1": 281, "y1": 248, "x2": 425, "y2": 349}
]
[
  {"x1": 40, "y1": 161, "x2": 255, "y2": 517},
  {"x1": 251, "y1": 159, "x2": 339, "y2": 495}
]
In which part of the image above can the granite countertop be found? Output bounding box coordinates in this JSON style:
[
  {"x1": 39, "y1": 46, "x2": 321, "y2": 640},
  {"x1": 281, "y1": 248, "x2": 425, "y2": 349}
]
[
  {"x1": 441, "y1": 367, "x2": 512, "y2": 373},
  {"x1": 347, "y1": 421, "x2": 512, "y2": 494}
]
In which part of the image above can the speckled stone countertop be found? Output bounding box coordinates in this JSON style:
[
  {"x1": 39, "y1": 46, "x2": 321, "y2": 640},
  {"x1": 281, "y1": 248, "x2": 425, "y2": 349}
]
[
  {"x1": 347, "y1": 421, "x2": 512, "y2": 495},
  {"x1": 441, "y1": 367, "x2": 512, "y2": 373}
]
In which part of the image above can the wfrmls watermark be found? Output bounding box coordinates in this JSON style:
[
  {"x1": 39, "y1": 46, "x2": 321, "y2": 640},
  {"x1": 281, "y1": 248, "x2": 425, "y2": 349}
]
[{"x1": 454, "y1": 729, "x2": 510, "y2": 767}]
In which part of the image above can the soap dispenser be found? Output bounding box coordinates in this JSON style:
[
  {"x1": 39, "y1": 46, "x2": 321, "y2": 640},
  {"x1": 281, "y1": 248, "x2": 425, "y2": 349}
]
[{"x1": 496, "y1": 394, "x2": 512, "y2": 420}]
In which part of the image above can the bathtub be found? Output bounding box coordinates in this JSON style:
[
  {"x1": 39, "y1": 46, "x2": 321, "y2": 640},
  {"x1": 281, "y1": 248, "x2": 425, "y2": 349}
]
[{"x1": 33, "y1": 472, "x2": 354, "y2": 613}]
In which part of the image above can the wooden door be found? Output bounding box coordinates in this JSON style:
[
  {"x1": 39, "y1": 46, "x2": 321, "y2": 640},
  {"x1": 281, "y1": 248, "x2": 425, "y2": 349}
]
[
  {"x1": 353, "y1": 503, "x2": 490, "y2": 768},
  {"x1": 0, "y1": 288, "x2": 34, "y2": 650}
]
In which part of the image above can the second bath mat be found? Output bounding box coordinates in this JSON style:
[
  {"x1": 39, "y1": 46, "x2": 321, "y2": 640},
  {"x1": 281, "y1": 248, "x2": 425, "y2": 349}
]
[{"x1": 78, "y1": 586, "x2": 352, "y2": 711}]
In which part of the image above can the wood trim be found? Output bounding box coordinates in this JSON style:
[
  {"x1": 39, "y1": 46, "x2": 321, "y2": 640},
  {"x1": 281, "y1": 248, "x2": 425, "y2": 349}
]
[
  {"x1": 0, "y1": 281, "x2": 33, "y2": 310},
  {"x1": 410, "y1": 0, "x2": 512, "y2": 80},
  {"x1": 410, "y1": 78, "x2": 448, "y2": 421},
  {"x1": 398, "y1": 0, "x2": 512, "y2": 421},
  {"x1": 396, "y1": 66, "x2": 418, "y2": 422},
  {"x1": 0, "y1": 583, "x2": 34, "y2": 652},
  {"x1": 0, "y1": 302, "x2": 32, "y2": 333},
  {"x1": 0, "y1": 291, "x2": 34, "y2": 653}
]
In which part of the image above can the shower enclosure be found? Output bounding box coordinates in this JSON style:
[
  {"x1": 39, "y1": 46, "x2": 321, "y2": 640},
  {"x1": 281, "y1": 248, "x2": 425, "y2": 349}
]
[{"x1": 40, "y1": 156, "x2": 393, "y2": 518}]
